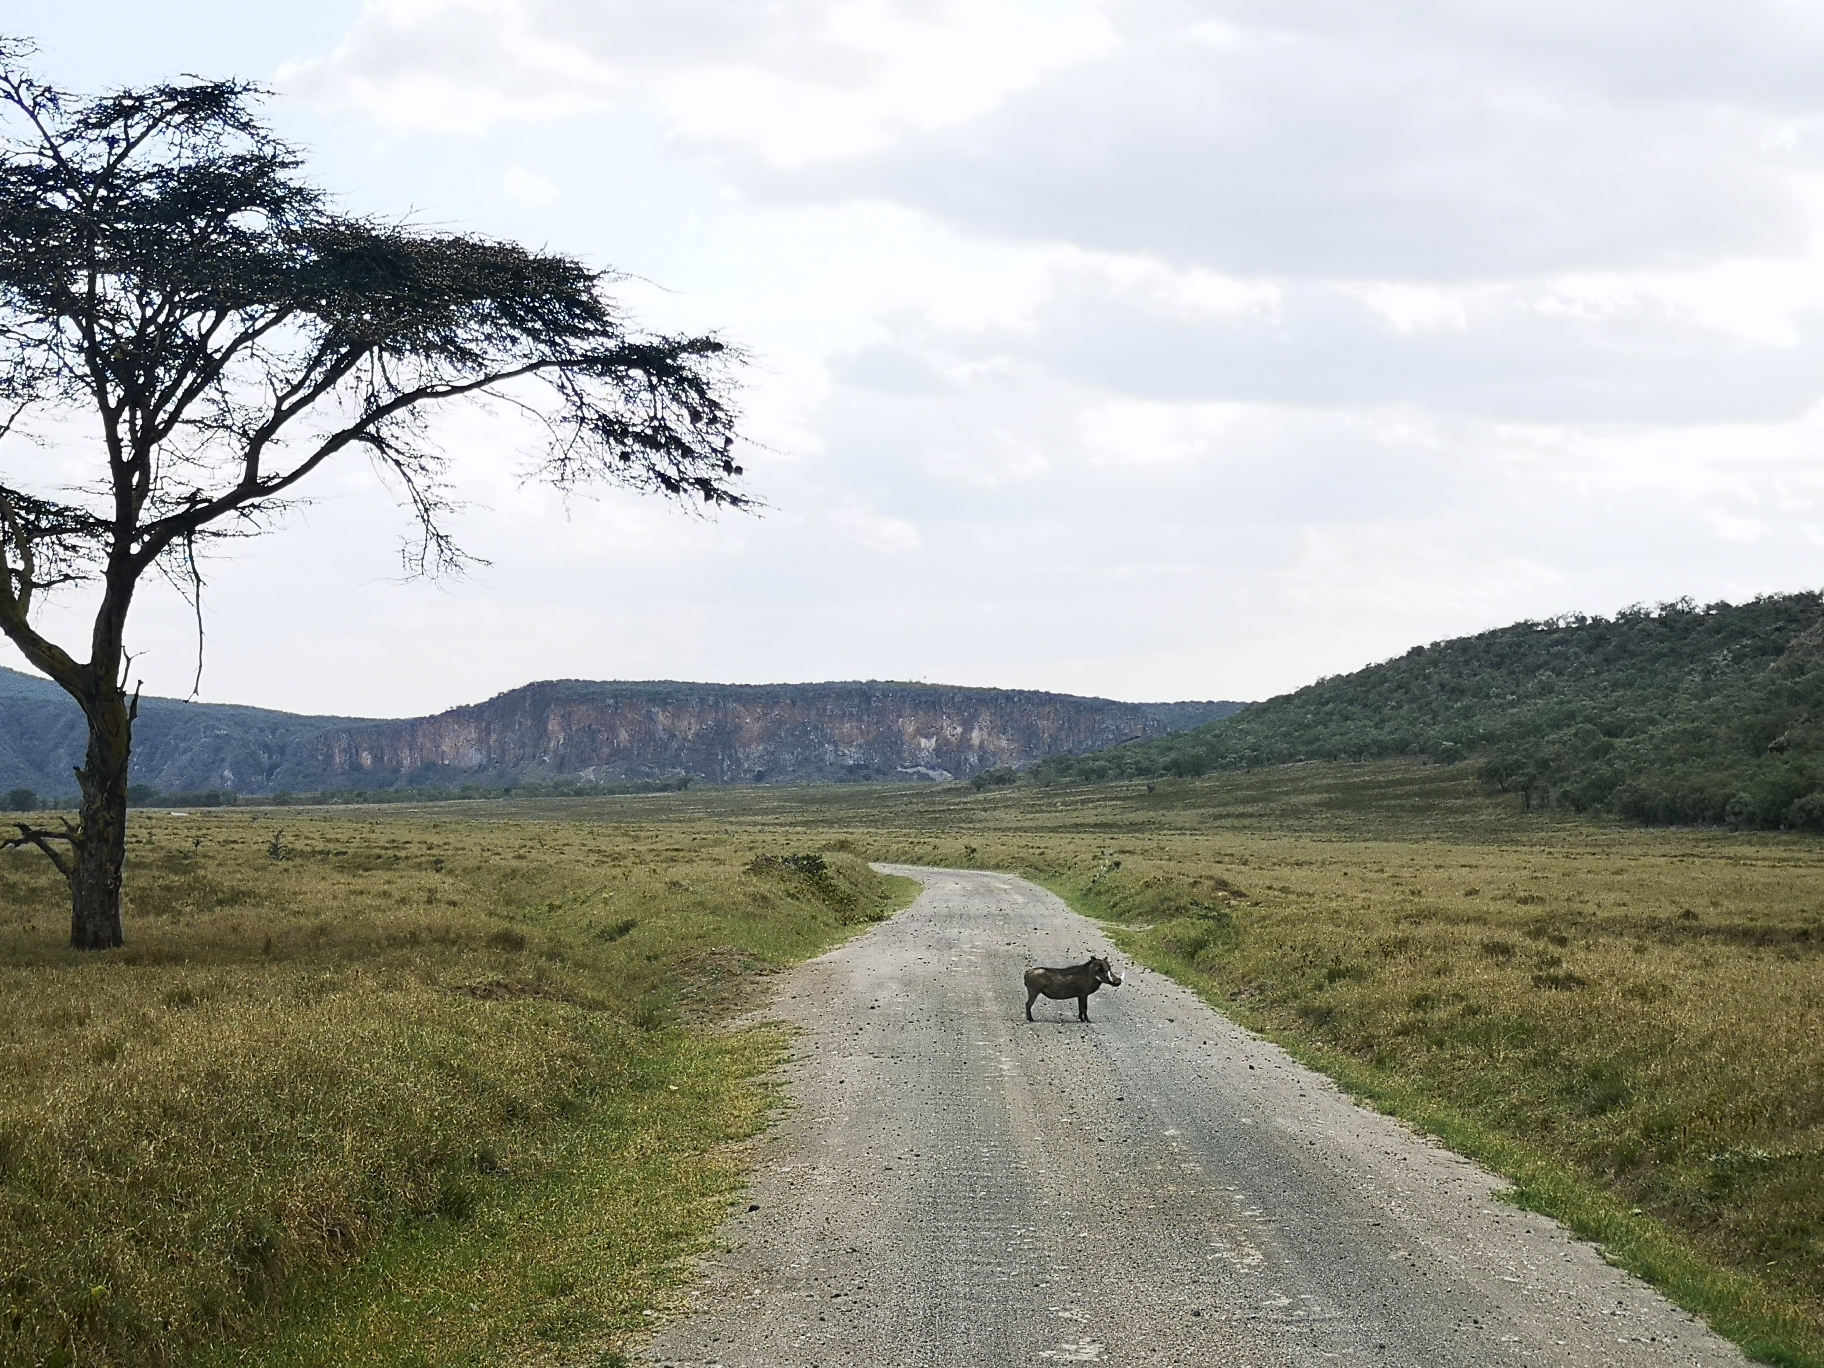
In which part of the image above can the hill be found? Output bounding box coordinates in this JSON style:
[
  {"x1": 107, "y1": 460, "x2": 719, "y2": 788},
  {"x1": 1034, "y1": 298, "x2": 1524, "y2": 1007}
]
[
  {"x1": 0, "y1": 667, "x2": 365, "y2": 801},
  {"x1": 1029, "y1": 592, "x2": 1824, "y2": 830},
  {"x1": 0, "y1": 670, "x2": 1244, "y2": 800}
]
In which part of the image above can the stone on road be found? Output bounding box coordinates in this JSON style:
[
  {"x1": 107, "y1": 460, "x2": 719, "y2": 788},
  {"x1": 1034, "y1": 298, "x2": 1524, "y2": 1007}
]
[{"x1": 645, "y1": 867, "x2": 1747, "y2": 1367}]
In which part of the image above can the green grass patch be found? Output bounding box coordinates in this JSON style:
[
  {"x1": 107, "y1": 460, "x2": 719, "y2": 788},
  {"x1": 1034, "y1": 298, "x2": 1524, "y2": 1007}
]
[{"x1": 200, "y1": 1026, "x2": 788, "y2": 1368}]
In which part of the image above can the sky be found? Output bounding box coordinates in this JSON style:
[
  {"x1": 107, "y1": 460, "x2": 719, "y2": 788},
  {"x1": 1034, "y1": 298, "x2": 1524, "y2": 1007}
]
[{"x1": 7, "y1": 1, "x2": 1824, "y2": 717}]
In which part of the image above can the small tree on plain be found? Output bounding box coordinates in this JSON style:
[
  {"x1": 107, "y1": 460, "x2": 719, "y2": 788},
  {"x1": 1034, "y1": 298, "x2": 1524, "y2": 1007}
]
[
  {"x1": 0, "y1": 48, "x2": 748, "y2": 949},
  {"x1": 4, "y1": 786, "x2": 34, "y2": 811}
]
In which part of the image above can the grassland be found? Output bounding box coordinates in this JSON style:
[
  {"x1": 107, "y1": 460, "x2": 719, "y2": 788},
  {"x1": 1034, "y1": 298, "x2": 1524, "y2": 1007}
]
[
  {"x1": 0, "y1": 808, "x2": 915, "y2": 1368},
  {"x1": 522, "y1": 764, "x2": 1823, "y2": 1367},
  {"x1": 2, "y1": 762, "x2": 1820, "y2": 1366}
]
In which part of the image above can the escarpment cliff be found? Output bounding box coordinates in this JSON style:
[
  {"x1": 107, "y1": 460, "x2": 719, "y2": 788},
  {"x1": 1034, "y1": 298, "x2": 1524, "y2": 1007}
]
[
  {"x1": 0, "y1": 667, "x2": 1243, "y2": 797},
  {"x1": 305, "y1": 680, "x2": 1243, "y2": 787}
]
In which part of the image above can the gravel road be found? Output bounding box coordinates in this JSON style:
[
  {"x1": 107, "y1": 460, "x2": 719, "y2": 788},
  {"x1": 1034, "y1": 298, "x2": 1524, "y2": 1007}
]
[{"x1": 645, "y1": 867, "x2": 1749, "y2": 1367}]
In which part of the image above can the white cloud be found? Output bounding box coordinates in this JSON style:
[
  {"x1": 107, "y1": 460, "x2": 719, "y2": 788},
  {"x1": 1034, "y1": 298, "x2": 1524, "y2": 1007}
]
[
  {"x1": 1056, "y1": 251, "x2": 1282, "y2": 323},
  {"x1": 1076, "y1": 398, "x2": 1254, "y2": 467},
  {"x1": 280, "y1": 0, "x2": 617, "y2": 132},
  {"x1": 503, "y1": 165, "x2": 556, "y2": 202},
  {"x1": 814, "y1": 2, "x2": 1820, "y2": 280},
  {"x1": 1531, "y1": 201, "x2": 1824, "y2": 346},
  {"x1": 657, "y1": 1, "x2": 1121, "y2": 167},
  {"x1": 1342, "y1": 282, "x2": 1473, "y2": 335},
  {"x1": 827, "y1": 506, "x2": 922, "y2": 552},
  {"x1": 283, "y1": 0, "x2": 1120, "y2": 164}
]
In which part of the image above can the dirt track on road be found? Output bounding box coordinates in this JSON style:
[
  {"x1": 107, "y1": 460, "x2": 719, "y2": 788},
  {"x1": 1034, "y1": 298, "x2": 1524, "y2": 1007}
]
[{"x1": 645, "y1": 867, "x2": 1747, "y2": 1367}]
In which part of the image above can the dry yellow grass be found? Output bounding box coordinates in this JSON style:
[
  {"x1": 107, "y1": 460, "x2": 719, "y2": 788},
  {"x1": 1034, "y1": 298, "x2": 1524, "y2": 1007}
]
[
  {"x1": 0, "y1": 807, "x2": 912, "y2": 1368},
  {"x1": 524, "y1": 763, "x2": 1823, "y2": 1365},
  {"x1": 1056, "y1": 834, "x2": 1824, "y2": 1357},
  {"x1": 3, "y1": 763, "x2": 1819, "y2": 1366}
]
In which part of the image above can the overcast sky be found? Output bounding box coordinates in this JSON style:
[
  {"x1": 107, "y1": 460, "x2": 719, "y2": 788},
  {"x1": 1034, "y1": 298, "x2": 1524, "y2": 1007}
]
[{"x1": 9, "y1": 1, "x2": 1824, "y2": 717}]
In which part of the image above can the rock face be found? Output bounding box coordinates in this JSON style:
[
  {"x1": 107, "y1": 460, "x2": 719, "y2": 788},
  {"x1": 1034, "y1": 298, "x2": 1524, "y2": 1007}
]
[
  {"x1": 0, "y1": 668, "x2": 1245, "y2": 797},
  {"x1": 306, "y1": 680, "x2": 1244, "y2": 787}
]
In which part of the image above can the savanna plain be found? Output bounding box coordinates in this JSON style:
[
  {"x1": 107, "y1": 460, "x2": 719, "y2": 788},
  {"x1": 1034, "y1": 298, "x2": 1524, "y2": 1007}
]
[{"x1": 1, "y1": 762, "x2": 1820, "y2": 1367}]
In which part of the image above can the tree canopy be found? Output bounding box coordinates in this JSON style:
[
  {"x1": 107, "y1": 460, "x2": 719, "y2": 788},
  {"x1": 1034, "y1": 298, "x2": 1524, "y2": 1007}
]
[
  {"x1": 0, "y1": 45, "x2": 749, "y2": 946},
  {"x1": 1030, "y1": 593, "x2": 1824, "y2": 831}
]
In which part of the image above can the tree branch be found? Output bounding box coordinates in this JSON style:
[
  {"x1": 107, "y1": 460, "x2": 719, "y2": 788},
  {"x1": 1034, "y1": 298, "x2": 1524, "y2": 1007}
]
[
  {"x1": 128, "y1": 356, "x2": 564, "y2": 570},
  {"x1": 0, "y1": 494, "x2": 89, "y2": 694},
  {"x1": 2, "y1": 818, "x2": 78, "y2": 879}
]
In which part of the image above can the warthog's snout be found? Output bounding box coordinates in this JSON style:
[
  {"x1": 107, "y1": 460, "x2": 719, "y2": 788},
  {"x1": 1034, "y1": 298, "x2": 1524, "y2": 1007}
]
[{"x1": 1024, "y1": 954, "x2": 1123, "y2": 1023}]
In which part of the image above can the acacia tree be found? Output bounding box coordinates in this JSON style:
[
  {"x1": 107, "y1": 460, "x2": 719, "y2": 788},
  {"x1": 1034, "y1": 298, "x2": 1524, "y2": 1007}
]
[{"x1": 0, "y1": 50, "x2": 747, "y2": 949}]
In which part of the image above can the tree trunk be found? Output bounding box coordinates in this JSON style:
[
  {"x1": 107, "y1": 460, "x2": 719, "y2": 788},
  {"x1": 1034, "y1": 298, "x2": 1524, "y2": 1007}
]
[{"x1": 70, "y1": 681, "x2": 131, "y2": 950}]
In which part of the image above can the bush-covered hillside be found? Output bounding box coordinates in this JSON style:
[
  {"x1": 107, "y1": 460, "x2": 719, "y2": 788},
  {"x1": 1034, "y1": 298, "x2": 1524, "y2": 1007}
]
[{"x1": 1030, "y1": 593, "x2": 1824, "y2": 829}]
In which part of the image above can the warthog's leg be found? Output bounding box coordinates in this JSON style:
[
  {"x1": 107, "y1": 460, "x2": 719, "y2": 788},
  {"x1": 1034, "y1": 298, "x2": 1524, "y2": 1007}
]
[
  {"x1": 1078, "y1": 993, "x2": 1090, "y2": 1022},
  {"x1": 1026, "y1": 987, "x2": 1039, "y2": 1022}
]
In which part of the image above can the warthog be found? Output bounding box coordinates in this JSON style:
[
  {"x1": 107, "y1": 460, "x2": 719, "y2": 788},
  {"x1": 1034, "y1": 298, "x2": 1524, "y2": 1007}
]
[{"x1": 1024, "y1": 955, "x2": 1123, "y2": 1022}]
